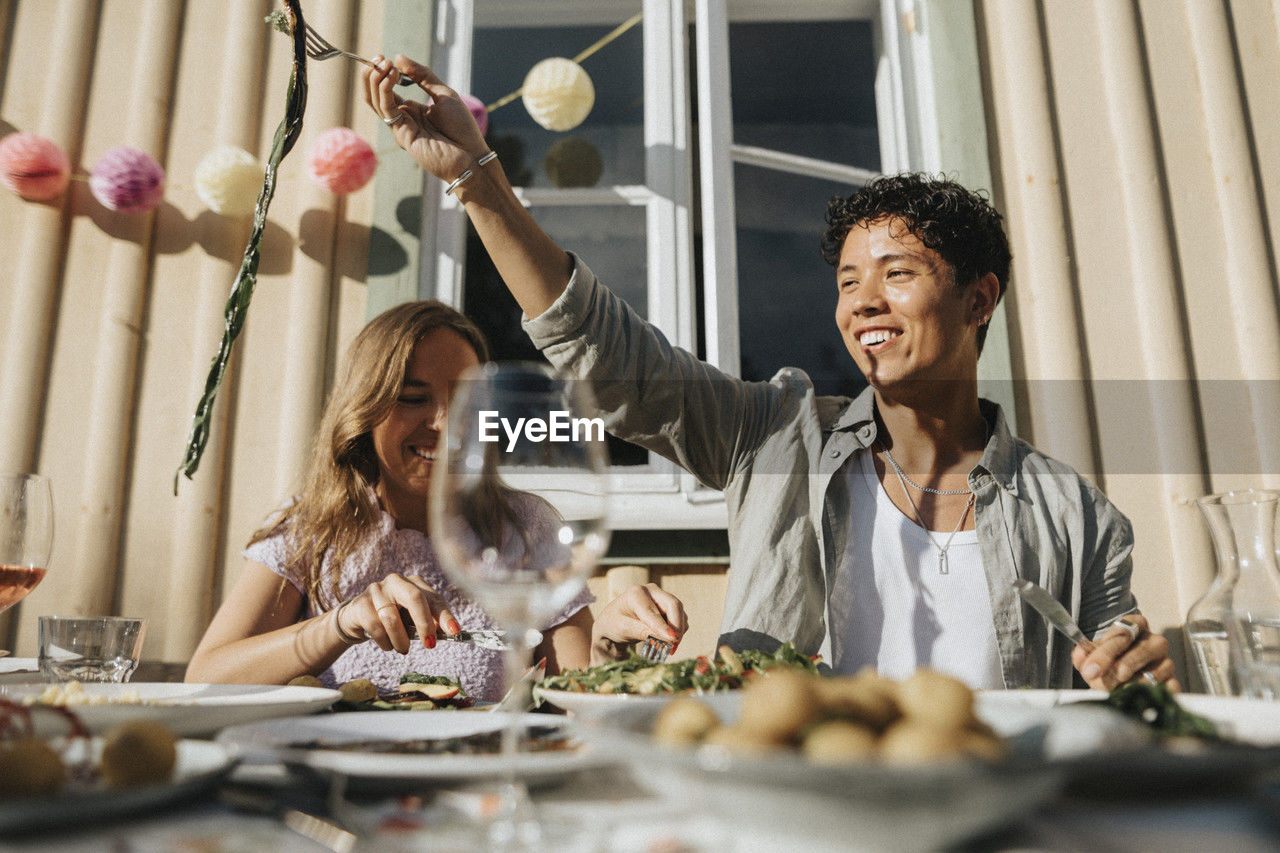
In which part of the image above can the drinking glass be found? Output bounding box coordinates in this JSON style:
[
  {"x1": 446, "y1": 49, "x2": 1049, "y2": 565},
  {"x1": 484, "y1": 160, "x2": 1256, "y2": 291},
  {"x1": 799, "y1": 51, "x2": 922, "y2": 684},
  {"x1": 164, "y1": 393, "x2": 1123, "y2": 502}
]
[
  {"x1": 0, "y1": 473, "x2": 54, "y2": 620},
  {"x1": 430, "y1": 362, "x2": 610, "y2": 848},
  {"x1": 38, "y1": 616, "x2": 148, "y2": 682}
]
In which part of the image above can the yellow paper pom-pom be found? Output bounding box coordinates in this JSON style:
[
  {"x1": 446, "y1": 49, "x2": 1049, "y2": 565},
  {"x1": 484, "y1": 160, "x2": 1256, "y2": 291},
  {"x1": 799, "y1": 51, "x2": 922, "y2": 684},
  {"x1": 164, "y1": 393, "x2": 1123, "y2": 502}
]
[
  {"x1": 194, "y1": 146, "x2": 264, "y2": 217},
  {"x1": 522, "y1": 57, "x2": 595, "y2": 132}
]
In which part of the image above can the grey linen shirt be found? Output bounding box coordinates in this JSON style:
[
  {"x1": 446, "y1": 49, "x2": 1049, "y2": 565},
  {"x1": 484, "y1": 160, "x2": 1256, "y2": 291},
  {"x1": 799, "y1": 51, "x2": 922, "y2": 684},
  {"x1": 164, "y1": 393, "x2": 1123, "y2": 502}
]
[{"x1": 524, "y1": 255, "x2": 1138, "y2": 688}]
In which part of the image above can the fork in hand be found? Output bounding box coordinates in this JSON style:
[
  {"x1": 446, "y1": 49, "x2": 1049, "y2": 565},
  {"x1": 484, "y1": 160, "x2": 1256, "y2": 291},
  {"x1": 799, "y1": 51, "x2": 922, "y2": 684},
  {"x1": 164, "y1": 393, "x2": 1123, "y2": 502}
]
[
  {"x1": 638, "y1": 635, "x2": 674, "y2": 663},
  {"x1": 303, "y1": 23, "x2": 414, "y2": 86}
]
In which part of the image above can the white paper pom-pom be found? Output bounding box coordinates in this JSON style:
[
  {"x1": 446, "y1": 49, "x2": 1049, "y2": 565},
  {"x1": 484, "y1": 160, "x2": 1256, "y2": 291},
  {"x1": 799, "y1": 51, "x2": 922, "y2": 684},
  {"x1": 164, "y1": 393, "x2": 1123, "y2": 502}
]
[
  {"x1": 522, "y1": 57, "x2": 595, "y2": 132},
  {"x1": 194, "y1": 146, "x2": 264, "y2": 217}
]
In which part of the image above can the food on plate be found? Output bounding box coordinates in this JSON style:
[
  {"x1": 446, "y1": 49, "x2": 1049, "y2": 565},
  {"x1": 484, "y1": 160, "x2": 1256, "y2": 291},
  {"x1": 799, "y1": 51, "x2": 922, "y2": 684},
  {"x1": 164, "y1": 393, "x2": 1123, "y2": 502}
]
[
  {"x1": 651, "y1": 695, "x2": 720, "y2": 744},
  {"x1": 287, "y1": 674, "x2": 324, "y2": 689},
  {"x1": 337, "y1": 678, "x2": 378, "y2": 704},
  {"x1": 333, "y1": 673, "x2": 474, "y2": 711},
  {"x1": 538, "y1": 643, "x2": 820, "y2": 696},
  {"x1": 801, "y1": 719, "x2": 878, "y2": 763},
  {"x1": 28, "y1": 680, "x2": 144, "y2": 707},
  {"x1": 0, "y1": 736, "x2": 64, "y2": 798},
  {"x1": 653, "y1": 667, "x2": 1006, "y2": 766},
  {"x1": 0, "y1": 697, "x2": 177, "y2": 799},
  {"x1": 1092, "y1": 681, "x2": 1220, "y2": 740},
  {"x1": 99, "y1": 721, "x2": 177, "y2": 789}
]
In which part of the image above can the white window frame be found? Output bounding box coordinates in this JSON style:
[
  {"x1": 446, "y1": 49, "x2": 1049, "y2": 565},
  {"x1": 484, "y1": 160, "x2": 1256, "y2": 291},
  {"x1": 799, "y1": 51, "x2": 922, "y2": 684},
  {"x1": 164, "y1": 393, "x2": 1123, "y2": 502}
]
[{"x1": 419, "y1": 0, "x2": 987, "y2": 529}]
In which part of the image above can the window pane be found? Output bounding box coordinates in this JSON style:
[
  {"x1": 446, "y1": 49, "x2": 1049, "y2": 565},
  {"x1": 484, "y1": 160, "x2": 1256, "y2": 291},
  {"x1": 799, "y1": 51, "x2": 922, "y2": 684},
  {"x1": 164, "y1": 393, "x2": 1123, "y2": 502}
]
[
  {"x1": 729, "y1": 19, "x2": 879, "y2": 171},
  {"x1": 462, "y1": 205, "x2": 650, "y2": 466},
  {"x1": 472, "y1": 13, "x2": 645, "y2": 188},
  {"x1": 733, "y1": 164, "x2": 868, "y2": 398}
]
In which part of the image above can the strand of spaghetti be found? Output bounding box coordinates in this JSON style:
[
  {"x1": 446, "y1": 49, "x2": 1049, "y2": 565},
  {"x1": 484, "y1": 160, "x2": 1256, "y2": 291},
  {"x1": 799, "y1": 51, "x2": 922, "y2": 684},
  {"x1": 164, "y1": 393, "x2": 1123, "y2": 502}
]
[{"x1": 484, "y1": 11, "x2": 643, "y2": 114}]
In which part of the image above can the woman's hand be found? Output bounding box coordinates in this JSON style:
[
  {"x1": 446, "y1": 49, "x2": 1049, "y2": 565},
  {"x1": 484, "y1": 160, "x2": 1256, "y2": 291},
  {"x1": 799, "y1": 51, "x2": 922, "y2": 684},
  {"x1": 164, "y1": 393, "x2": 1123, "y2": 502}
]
[
  {"x1": 332, "y1": 574, "x2": 460, "y2": 655},
  {"x1": 590, "y1": 583, "x2": 688, "y2": 666},
  {"x1": 1071, "y1": 613, "x2": 1180, "y2": 691},
  {"x1": 361, "y1": 54, "x2": 488, "y2": 185}
]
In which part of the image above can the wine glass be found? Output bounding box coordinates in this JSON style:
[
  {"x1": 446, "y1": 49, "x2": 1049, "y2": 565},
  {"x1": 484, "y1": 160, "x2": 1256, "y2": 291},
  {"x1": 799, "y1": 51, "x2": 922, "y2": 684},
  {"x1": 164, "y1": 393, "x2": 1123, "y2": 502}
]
[
  {"x1": 430, "y1": 362, "x2": 609, "y2": 848},
  {"x1": 0, "y1": 473, "x2": 54, "y2": 655}
]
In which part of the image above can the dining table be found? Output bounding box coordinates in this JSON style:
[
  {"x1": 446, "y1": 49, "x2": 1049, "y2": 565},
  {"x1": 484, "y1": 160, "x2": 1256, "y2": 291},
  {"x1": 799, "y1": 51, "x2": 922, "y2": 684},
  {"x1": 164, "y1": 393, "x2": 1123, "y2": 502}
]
[{"x1": 2, "y1": 658, "x2": 1280, "y2": 852}]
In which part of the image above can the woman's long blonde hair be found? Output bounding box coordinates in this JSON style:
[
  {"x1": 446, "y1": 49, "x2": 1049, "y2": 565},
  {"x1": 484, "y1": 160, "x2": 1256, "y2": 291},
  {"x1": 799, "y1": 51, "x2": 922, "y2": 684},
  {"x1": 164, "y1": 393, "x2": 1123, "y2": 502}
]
[{"x1": 249, "y1": 301, "x2": 491, "y2": 609}]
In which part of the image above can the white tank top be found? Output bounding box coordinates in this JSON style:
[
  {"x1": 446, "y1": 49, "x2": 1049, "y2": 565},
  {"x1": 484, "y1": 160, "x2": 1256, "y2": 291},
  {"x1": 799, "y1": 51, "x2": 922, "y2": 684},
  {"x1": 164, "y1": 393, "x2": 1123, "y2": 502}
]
[{"x1": 828, "y1": 451, "x2": 1005, "y2": 689}]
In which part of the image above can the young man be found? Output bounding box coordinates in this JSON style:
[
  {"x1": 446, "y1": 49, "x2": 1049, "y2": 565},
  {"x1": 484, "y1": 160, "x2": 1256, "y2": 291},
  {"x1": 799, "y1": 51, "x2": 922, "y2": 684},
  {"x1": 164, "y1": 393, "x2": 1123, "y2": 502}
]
[{"x1": 363, "y1": 54, "x2": 1176, "y2": 689}]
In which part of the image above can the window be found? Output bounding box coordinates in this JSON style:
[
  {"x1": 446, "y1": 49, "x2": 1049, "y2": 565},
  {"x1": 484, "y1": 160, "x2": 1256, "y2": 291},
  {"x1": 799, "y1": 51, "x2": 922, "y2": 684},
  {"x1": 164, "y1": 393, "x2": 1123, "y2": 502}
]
[{"x1": 420, "y1": 0, "x2": 997, "y2": 528}]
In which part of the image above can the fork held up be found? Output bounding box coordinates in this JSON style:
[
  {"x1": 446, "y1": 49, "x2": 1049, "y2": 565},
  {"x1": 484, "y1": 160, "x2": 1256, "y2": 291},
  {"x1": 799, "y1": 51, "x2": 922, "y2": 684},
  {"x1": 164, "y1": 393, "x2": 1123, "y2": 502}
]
[{"x1": 303, "y1": 24, "x2": 413, "y2": 86}]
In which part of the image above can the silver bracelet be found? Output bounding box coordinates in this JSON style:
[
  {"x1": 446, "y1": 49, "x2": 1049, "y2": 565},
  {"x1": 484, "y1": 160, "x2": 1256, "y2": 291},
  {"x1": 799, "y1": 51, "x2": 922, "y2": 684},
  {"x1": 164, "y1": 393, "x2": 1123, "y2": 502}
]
[
  {"x1": 445, "y1": 151, "x2": 499, "y2": 195},
  {"x1": 332, "y1": 598, "x2": 364, "y2": 646},
  {"x1": 445, "y1": 168, "x2": 473, "y2": 196}
]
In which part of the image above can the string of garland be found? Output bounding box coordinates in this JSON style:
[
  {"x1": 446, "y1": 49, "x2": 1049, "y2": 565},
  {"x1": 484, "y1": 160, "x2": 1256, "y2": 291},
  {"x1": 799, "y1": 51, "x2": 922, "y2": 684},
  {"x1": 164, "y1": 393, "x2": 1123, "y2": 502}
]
[
  {"x1": 484, "y1": 11, "x2": 643, "y2": 113},
  {"x1": 173, "y1": 0, "x2": 308, "y2": 492}
]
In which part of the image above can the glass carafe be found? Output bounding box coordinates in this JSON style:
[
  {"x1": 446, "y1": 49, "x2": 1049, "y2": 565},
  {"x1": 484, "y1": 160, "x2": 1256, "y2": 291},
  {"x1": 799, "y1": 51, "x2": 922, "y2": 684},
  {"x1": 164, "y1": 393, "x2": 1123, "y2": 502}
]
[{"x1": 1193, "y1": 490, "x2": 1280, "y2": 699}]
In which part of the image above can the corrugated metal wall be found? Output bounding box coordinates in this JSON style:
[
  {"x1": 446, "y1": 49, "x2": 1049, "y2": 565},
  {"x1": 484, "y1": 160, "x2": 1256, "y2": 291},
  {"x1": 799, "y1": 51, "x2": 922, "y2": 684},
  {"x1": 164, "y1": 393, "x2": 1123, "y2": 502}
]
[
  {"x1": 0, "y1": 0, "x2": 381, "y2": 657},
  {"x1": 2, "y1": 1, "x2": 1277, "y2": 677},
  {"x1": 979, "y1": 0, "x2": 1280, "y2": 644}
]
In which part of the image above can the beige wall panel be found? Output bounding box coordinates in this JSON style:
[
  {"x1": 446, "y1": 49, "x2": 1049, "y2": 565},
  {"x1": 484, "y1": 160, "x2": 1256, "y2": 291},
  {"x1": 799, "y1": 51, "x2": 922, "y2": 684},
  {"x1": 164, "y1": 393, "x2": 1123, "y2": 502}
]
[
  {"x1": 1037, "y1": 3, "x2": 1189, "y2": 628},
  {"x1": 981, "y1": 0, "x2": 1280, "y2": 651},
  {"x1": 653, "y1": 568, "x2": 728, "y2": 660},
  {"x1": 1, "y1": 1, "x2": 387, "y2": 655},
  {"x1": 221, "y1": 0, "x2": 383, "y2": 605},
  {"x1": 1230, "y1": 0, "x2": 1280, "y2": 262},
  {"x1": 123, "y1": 0, "x2": 273, "y2": 657}
]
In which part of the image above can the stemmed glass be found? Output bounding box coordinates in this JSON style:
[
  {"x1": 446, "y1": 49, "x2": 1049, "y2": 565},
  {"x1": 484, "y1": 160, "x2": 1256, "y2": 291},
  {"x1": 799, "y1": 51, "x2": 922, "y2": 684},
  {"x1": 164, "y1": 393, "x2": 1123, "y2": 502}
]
[
  {"x1": 0, "y1": 473, "x2": 54, "y2": 655},
  {"x1": 430, "y1": 362, "x2": 609, "y2": 848}
]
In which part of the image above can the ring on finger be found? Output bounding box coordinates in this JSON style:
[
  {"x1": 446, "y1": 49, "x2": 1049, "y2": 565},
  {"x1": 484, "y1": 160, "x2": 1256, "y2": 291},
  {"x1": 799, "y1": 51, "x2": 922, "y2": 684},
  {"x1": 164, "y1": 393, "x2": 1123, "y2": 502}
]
[
  {"x1": 1141, "y1": 671, "x2": 1160, "y2": 686},
  {"x1": 383, "y1": 112, "x2": 406, "y2": 127},
  {"x1": 376, "y1": 602, "x2": 399, "y2": 614},
  {"x1": 1112, "y1": 616, "x2": 1142, "y2": 641}
]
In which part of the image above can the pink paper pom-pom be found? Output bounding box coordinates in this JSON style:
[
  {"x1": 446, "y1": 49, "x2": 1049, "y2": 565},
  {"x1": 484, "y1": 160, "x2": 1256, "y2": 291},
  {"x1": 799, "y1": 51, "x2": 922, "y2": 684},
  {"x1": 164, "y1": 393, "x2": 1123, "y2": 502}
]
[
  {"x1": 90, "y1": 146, "x2": 165, "y2": 213},
  {"x1": 0, "y1": 133, "x2": 71, "y2": 201},
  {"x1": 307, "y1": 128, "x2": 377, "y2": 195},
  {"x1": 462, "y1": 94, "x2": 489, "y2": 137}
]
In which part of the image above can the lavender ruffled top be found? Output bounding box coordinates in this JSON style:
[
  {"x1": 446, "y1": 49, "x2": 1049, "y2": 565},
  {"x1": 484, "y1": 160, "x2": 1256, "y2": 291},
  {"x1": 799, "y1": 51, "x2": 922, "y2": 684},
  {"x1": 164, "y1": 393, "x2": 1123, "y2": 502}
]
[{"x1": 244, "y1": 493, "x2": 594, "y2": 702}]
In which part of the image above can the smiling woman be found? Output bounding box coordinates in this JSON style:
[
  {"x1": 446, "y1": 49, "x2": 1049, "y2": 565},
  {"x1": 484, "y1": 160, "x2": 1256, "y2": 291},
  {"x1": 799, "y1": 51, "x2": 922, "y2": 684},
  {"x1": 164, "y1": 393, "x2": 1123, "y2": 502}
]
[{"x1": 184, "y1": 300, "x2": 686, "y2": 701}]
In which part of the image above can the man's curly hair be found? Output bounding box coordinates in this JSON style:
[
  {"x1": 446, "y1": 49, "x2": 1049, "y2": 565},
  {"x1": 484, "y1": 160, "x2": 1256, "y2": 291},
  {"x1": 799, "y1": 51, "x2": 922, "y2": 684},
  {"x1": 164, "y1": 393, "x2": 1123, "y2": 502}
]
[{"x1": 820, "y1": 173, "x2": 1012, "y2": 353}]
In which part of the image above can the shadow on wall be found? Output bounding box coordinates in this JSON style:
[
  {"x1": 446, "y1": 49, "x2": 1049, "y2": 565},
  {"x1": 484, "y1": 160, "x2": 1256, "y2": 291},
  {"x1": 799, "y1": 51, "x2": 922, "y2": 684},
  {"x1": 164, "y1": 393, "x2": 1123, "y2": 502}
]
[{"x1": 63, "y1": 191, "x2": 413, "y2": 281}]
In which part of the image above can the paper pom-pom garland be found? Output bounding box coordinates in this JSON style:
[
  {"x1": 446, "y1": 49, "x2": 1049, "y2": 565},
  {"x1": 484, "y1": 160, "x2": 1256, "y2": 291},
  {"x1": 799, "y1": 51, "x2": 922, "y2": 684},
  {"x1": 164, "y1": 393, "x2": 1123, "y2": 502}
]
[
  {"x1": 0, "y1": 133, "x2": 71, "y2": 201},
  {"x1": 522, "y1": 58, "x2": 595, "y2": 132},
  {"x1": 462, "y1": 94, "x2": 489, "y2": 137},
  {"x1": 307, "y1": 127, "x2": 377, "y2": 195},
  {"x1": 544, "y1": 137, "x2": 603, "y2": 188},
  {"x1": 90, "y1": 146, "x2": 165, "y2": 213},
  {"x1": 194, "y1": 145, "x2": 264, "y2": 217}
]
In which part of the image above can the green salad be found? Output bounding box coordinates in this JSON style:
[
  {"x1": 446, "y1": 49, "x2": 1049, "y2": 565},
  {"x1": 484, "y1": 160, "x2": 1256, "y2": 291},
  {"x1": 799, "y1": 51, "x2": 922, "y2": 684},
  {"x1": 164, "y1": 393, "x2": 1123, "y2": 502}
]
[
  {"x1": 537, "y1": 643, "x2": 820, "y2": 695},
  {"x1": 1091, "y1": 681, "x2": 1220, "y2": 740}
]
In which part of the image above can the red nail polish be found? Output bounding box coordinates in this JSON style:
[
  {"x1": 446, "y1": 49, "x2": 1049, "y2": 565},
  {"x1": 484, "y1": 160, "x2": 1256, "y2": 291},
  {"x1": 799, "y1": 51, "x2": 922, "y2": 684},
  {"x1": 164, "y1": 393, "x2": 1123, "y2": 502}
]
[
  {"x1": 448, "y1": 618, "x2": 461, "y2": 634},
  {"x1": 426, "y1": 635, "x2": 436, "y2": 649}
]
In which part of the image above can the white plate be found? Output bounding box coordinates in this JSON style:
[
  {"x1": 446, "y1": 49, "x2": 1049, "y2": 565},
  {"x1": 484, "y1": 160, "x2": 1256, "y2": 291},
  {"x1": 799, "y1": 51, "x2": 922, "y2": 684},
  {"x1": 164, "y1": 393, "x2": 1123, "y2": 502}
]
[
  {"x1": 534, "y1": 686, "x2": 741, "y2": 718},
  {"x1": 0, "y1": 682, "x2": 341, "y2": 737},
  {"x1": 976, "y1": 689, "x2": 1280, "y2": 791},
  {"x1": 581, "y1": 700, "x2": 1062, "y2": 852},
  {"x1": 976, "y1": 689, "x2": 1280, "y2": 746},
  {"x1": 217, "y1": 711, "x2": 599, "y2": 786},
  {"x1": 0, "y1": 657, "x2": 38, "y2": 683},
  {"x1": 0, "y1": 739, "x2": 237, "y2": 834}
]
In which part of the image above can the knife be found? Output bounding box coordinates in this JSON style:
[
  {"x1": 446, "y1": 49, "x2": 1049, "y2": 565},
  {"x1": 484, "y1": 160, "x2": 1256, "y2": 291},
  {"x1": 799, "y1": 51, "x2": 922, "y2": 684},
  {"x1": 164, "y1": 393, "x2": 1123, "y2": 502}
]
[
  {"x1": 428, "y1": 628, "x2": 514, "y2": 651},
  {"x1": 1012, "y1": 578, "x2": 1097, "y2": 653}
]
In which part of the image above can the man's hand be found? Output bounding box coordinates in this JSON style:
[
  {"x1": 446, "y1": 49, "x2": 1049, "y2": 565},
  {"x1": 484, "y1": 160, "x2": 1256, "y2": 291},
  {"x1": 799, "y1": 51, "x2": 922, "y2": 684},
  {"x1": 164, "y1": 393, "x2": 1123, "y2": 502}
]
[{"x1": 1071, "y1": 612, "x2": 1180, "y2": 691}]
